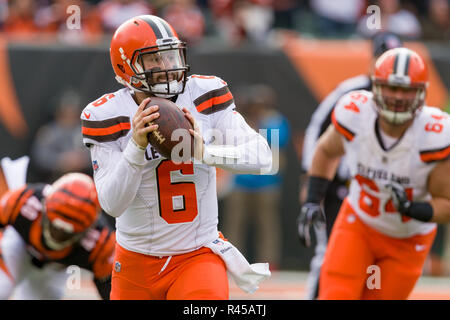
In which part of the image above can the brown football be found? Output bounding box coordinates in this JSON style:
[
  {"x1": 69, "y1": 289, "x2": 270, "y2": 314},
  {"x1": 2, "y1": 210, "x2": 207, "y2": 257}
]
[{"x1": 144, "y1": 97, "x2": 194, "y2": 161}]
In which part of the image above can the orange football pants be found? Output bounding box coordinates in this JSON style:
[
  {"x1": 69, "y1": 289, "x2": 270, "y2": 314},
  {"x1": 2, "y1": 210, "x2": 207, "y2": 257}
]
[
  {"x1": 319, "y1": 199, "x2": 436, "y2": 300},
  {"x1": 110, "y1": 244, "x2": 229, "y2": 300}
]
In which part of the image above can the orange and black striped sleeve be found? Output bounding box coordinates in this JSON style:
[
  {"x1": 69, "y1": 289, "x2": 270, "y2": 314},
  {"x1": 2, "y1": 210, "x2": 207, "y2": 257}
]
[
  {"x1": 81, "y1": 116, "x2": 131, "y2": 143},
  {"x1": 194, "y1": 86, "x2": 234, "y2": 115},
  {"x1": 420, "y1": 145, "x2": 450, "y2": 163},
  {"x1": 331, "y1": 109, "x2": 356, "y2": 142},
  {"x1": 88, "y1": 228, "x2": 115, "y2": 280},
  {"x1": 0, "y1": 186, "x2": 32, "y2": 227}
]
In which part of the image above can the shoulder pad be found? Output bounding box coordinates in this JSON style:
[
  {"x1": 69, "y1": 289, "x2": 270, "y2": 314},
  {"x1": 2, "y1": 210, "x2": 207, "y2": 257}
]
[
  {"x1": 80, "y1": 90, "x2": 131, "y2": 145},
  {"x1": 332, "y1": 90, "x2": 374, "y2": 141},
  {"x1": 188, "y1": 75, "x2": 234, "y2": 115},
  {"x1": 417, "y1": 107, "x2": 450, "y2": 163}
]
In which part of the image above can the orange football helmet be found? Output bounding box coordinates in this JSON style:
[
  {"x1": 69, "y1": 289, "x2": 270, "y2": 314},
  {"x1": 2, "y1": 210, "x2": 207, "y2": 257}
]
[
  {"x1": 43, "y1": 173, "x2": 100, "y2": 249},
  {"x1": 110, "y1": 15, "x2": 189, "y2": 98},
  {"x1": 372, "y1": 47, "x2": 428, "y2": 125}
]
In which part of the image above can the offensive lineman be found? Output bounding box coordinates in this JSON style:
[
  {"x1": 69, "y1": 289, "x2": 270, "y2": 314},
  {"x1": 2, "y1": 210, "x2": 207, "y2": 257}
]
[
  {"x1": 80, "y1": 15, "x2": 272, "y2": 300},
  {"x1": 298, "y1": 32, "x2": 403, "y2": 299},
  {"x1": 300, "y1": 47, "x2": 450, "y2": 299}
]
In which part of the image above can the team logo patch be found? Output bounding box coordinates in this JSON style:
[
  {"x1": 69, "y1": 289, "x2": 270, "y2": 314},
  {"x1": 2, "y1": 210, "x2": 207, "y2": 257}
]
[
  {"x1": 92, "y1": 160, "x2": 99, "y2": 171},
  {"x1": 114, "y1": 261, "x2": 121, "y2": 273}
]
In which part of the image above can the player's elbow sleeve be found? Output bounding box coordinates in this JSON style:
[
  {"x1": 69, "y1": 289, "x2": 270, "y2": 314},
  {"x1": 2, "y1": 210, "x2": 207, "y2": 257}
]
[{"x1": 97, "y1": 191, "x2": 123, "y2": 218}]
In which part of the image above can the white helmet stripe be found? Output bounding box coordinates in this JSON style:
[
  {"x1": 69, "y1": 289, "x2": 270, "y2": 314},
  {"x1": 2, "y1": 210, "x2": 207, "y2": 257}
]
[
  {"x1": 394, "y1": 48, "x2": 410, "y2": 77},
  {"x1": 153, "y1": 17, "x2": 170, "y2": 38}
]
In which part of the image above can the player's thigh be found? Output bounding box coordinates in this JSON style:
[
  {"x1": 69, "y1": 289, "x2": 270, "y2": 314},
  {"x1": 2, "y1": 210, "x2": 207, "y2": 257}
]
[
  {"x1": 167, "y1": 251, "x2": 228, "y2": 300},
  {"x1": 110, "y1": 244, "x2": 154, "y2": 300},
  {"x1": 110, "y1": 275, "x2": 153, "y2": 300},
  {"x1": 319, "y1": 208, "x2": 374, "y2": 299},
  {"x1": 362, "y1": 232, "x2": 435, "y2": 300},
  {"x1": 361, "y1": 259, "x2": 422, "y2": 300}
]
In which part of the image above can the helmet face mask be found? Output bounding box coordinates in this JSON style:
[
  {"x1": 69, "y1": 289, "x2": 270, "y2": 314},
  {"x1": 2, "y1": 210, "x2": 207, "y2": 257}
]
[
  {"x1": 371, "y1": 48, "x2": 428, "y2": 126},
  {"x1": 130, "y1": 42, "x2": 189, "y2": 97},
  {"x1": 41, "y1": 210, "x2": 85, "y2": 250},
  {"x1": 110, "y1": 15, "x2": 190, "y2": 98},
  {"x1": 373, "y1": 82, "x2": 426, "y2": 125}
]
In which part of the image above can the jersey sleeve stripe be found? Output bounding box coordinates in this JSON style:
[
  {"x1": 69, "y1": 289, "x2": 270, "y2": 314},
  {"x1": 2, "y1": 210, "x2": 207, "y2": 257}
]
[
  {"x1": 82, "y1": 116, "x2": 130, "y2": 129},
  {"x1": 419, "y1": 145, "x2": 450, "y2": 163},
  {"x1": 82, "y1": 118, "x2": 131, "y2": 142},
  {"x1": 194, "y1": 86, "x2": 234, "y2": 114},
  {"x1": 88, "y1": 229, "x2": 110, "y2": 263},
  {"x1": 331, "y1": 109, "x2": 355, "y2": 141},
  {"x1": 9, "y1": 188, "x2": 33, "y2": 225}
]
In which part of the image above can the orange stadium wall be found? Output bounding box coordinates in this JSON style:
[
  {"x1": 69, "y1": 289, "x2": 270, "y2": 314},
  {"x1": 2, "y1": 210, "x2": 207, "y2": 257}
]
[{"x1": 0, "y1": 40, "x2": 449, "y2": 269}]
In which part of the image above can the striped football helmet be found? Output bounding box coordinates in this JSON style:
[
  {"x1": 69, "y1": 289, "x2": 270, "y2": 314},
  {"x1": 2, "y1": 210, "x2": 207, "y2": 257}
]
[
  {"x1": 43, "y1": 173, "x2": 100, "y2": 249},
  {"x1": 372, "y1": 47, "x2": 428, "y2": 125},
  {"x1": 110, "y1": 15, "x2": 189, "y2": 98}
]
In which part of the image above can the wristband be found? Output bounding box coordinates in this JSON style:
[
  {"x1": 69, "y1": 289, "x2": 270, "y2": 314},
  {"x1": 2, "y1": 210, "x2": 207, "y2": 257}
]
[
  {"x1": 305, "y1": 176, "x2": 331, "y2": 204},
  {"x1": 404, "y1": 202, "x2": 434, "y2": 222}
]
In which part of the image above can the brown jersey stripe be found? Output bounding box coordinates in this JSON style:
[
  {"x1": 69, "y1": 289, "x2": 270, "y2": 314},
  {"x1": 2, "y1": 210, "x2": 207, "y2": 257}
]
[
  {"x1": 82, "y1": 122, "x2": 130, "y2": 136},
  {"x1": 82, "y1": 117, "x2": 131, "y2": 142},
  {"x1": 331, "y1": 109, "x2": 355, "y2": 141},
  {"x1": 82, "y1": 131, "x2": 130, "y2": 143},
  {"x1": 82, "y1": 116, "x2": 130, "y2": 129},
  {"x1": 420, "y1": 145, "x2": 450, "y2": 163},
  {"x1": 194, "y1": 86, "x2": 234, "y2": 114},
  {"x1": 194, "y1": 86, "x2": 230, "y2": 107},
  {"x1": 200, "y1": 98, "x2": 234, "y2": 115}
]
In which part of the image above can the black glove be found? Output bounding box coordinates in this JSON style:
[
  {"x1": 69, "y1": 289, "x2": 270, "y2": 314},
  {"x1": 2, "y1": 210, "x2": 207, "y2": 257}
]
[
  {"x1": 387, "y1": 181, "x2": 411, "y2": 214},
  {"x1": 297, "y1": 202, "x2": 325, "y2": 248},
  {"x1": 387, "y1": 181, "x2": 433, "y2": 222}
]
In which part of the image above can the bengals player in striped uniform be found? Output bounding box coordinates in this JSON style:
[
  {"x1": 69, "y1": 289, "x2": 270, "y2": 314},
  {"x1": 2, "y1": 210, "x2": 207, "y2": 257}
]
[
  {"x1": 299, "y1": 47, "x2": 450, "y2": 299},
  {"x1": 80, "y1": 15, "x2": 272, "y2": 300},
  {"x1": 0, "y1": 173, "x2": 115, "y2": 299}
]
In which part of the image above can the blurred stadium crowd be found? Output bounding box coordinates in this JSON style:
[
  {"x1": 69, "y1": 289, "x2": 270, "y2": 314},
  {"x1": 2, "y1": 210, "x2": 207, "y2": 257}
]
[{"x1": 0, "y1": 0, "x2": 448, "y2": 46}]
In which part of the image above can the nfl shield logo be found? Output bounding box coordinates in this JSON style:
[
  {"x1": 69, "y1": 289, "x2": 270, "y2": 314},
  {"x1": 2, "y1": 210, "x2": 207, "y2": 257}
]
[
  {"x1": 92, "y1": 160, "x2": 99, "y2": 171},
  {"x1": 114, "y1": 261, "x2": 121, "y2": 273}
]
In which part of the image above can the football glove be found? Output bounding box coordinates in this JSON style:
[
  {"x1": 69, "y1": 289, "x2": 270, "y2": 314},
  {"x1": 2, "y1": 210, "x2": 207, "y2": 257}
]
[
  {"x1": 297, "y1": 202, "x2": 325, "y2": 248},
  {"x1": 387, "y1": 181, "x2": 411, "y2": 214},
  {"x1": 387, "y1": 181, "x2": 433, "y2": 222}
]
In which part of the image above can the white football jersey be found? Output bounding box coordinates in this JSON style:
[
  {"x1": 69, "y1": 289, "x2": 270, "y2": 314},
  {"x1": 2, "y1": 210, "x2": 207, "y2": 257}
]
[
  {"x1": 332, "y1": 90, "x2": 450, "y2": 238},
  {"x1": 80, "y1": 75, "x2": 272, "y2": 256}
]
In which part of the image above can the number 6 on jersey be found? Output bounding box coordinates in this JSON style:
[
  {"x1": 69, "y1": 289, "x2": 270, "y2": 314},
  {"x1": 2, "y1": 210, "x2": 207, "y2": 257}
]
[{"x1": 155, "y1": 160, "x2": 198, "y2": 224}]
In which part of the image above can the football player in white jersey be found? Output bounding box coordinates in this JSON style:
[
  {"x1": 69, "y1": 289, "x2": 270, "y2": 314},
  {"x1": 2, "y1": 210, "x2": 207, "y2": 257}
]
[
  {"x1": 300, "y1": 47, "x2": 450, "y2": 299},
  {"x1": 80, "y1": 15, "x2": 272, "y2": 300}
]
